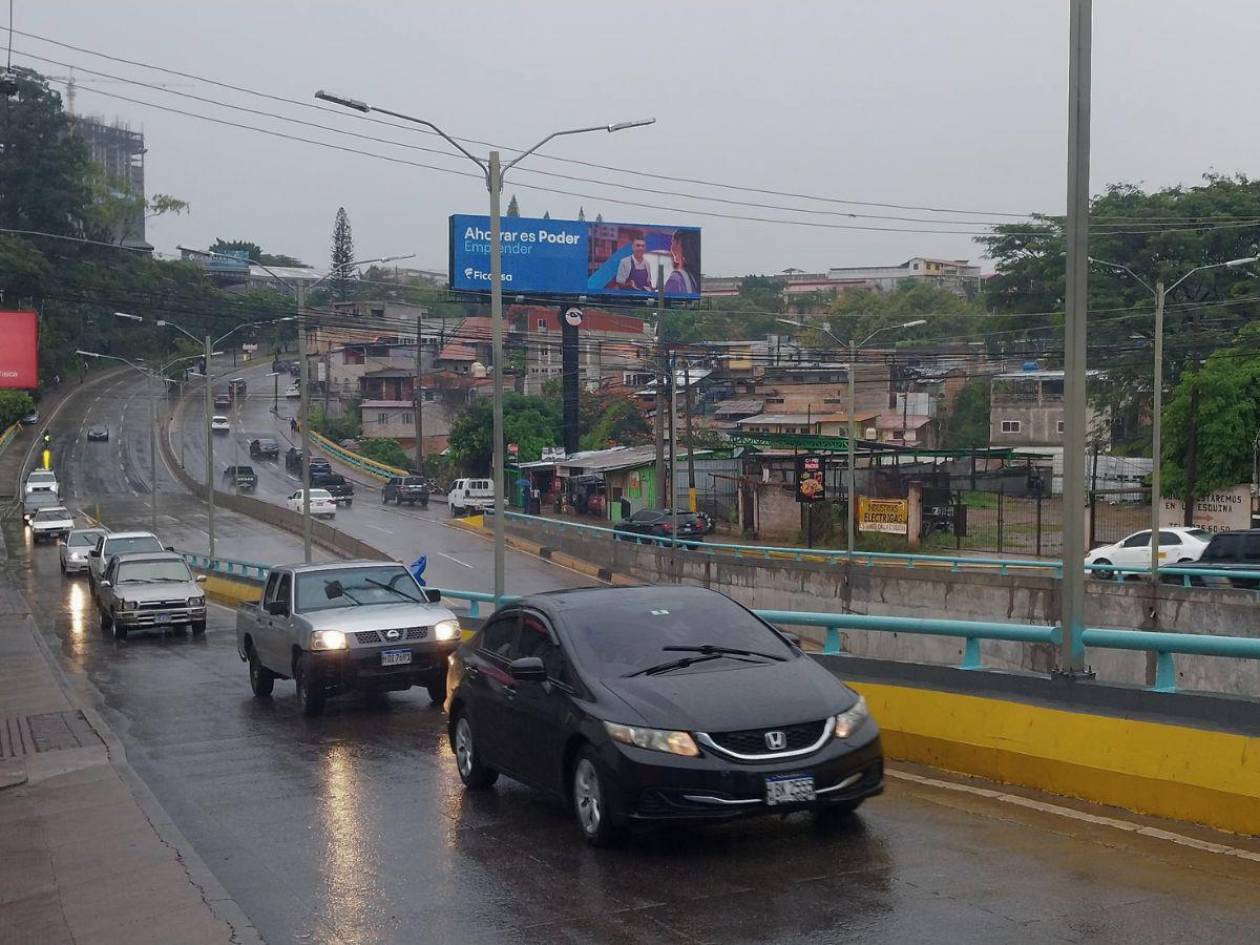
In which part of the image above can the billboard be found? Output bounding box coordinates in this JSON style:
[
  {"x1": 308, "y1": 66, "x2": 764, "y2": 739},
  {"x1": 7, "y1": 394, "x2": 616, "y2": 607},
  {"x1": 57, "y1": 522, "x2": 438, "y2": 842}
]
[
  {"x1": 0, "y1": 310, "x2": 38, "y2": 389},
  {"x1": 795, "y1": 455, "x2": 827, "y2": 503},
  {"x1": 449, "y1": 215, "x2": 701, "y2": 300}
]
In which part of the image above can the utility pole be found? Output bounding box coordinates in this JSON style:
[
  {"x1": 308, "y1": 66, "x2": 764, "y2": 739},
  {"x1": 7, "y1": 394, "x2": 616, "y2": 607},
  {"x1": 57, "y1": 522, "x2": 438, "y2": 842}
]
[
  {"x1": 669, "y1": 352, "x2": 679, "y2": 556},
  {"x1": 322, "y1": 350, "x2": 331, "y2": 417},
  {"x1": 204, "y1": 334, "x2": 215, "y2": 556},
  {"x1": 149, "y1": 374, "x2": 158, "y2": 532},
  {"x1": 847, "y1": 338, "x2": 857, "y2": 553},
  {"x1": 489, "y1": 150, "x2": 506, "y2": 604},
  {"x1": 297, "y1": 283, "x2": 313, "y2": 562},
  {"x1": 414, "y1": 311, "x2": 424, "y2": 474},
  {"x1": 1150, "y1": 281, "x2": 1165, "y2": 582},
  {"x1": 684, "y1": 358, "x2": 696, "y2": 512},
  {"x1": 654, "y1": 263, "x2": 667, "y2": 509},
  {"x1": 1059, "y1": 0, "x2": 1092, "y2": 677}
]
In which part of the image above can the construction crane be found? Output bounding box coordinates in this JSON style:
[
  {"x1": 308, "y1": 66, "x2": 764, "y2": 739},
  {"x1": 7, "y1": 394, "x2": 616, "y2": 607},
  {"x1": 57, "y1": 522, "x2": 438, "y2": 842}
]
[{"x1": 45, "y1": 67, "x2": 191, "y2": 115}]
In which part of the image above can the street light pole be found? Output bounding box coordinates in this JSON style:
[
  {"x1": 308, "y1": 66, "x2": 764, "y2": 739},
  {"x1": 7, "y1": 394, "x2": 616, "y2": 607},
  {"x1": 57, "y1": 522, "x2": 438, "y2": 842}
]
[
  {"x1": 1151, "y1": 280, "x2": 1165, "y2": 583},
  {"x1": 297, "y1": 283, "x2": 312, "y2": 562},
  {"x1": 204, "y1": 333, "x2": 215, "y2": 556}
]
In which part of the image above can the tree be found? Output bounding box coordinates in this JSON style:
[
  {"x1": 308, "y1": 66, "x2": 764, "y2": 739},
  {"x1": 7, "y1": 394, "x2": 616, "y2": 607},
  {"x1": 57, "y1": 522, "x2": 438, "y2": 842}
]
[
  {"x1": 506, "y1": 195, "x2": 520, "y2": 217},
  {"x1": 357, "y1": 437, "x2": 411, "y2": 470},
  {"x1": 942, "y1": 378, "x2": 991, "y2": 449},
  {"x1": 330, "y1": 207, "x2": 355, "y2": 300},
  {"x1": 595, "y1": 213, "x2": 603, "y2": 223},
  {"x1": 210, "y1": 239, "x2": 263, "y2": 262},
  {"x1": 577, "y1": 206, "x2": 586, "y2": 221},
  {"x1": 449, "y1": 394, "x2": 562, "y2": 474},
  {"x1": 259, "y1": 253, "x2": 307, "y2": 268},
  {"x1": 543, "y1": 211, "x2": 551, "y2": 220},
  {"x1": 0, "y1": 390, "x2": 35, "y2": 429},
  {"x1": 88, "y1": 170, "x2": 188, "y2": 246}
]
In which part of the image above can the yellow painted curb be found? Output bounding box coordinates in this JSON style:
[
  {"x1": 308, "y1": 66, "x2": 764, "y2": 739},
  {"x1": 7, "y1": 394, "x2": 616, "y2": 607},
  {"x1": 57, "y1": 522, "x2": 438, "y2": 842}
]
[
  {"x1": 854, "y1": 681, "x2": 1260, "y2": 837},
  {"x1": 201, "y1": 574, "x2": 262, "y2": 607}
]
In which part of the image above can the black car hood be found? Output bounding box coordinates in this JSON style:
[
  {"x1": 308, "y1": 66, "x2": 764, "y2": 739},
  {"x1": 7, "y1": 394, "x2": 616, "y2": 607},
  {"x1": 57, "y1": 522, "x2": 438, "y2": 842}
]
[{"x1": 599, "y1": 657, "x2": 849, "y2": 732}]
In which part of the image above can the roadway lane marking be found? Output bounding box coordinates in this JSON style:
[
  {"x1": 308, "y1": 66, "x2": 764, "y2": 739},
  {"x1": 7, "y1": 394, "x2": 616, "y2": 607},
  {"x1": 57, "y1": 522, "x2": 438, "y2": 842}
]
[
  {"x1": 887, "y1": 768, "x2": 1260, "y2": 864},
  {"x1": 362, "y1": 523, "x2": 392, "y2": 533},
  {"x1": 437, "y1": 552, "x2": 474, "y2": 569}
]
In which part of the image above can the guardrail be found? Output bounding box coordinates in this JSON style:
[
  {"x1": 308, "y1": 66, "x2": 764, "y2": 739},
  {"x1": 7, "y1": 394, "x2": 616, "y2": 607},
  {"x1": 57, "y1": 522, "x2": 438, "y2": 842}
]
[
  {"x1": 182, "y1": 550, "x2": 1260, "y2": 695},
  {"x1": 0, "y1": 421, "x2": 20, "y2": 457},
  {"x1": 307, "y1": 429, "x2": 408, "y2": 482}
]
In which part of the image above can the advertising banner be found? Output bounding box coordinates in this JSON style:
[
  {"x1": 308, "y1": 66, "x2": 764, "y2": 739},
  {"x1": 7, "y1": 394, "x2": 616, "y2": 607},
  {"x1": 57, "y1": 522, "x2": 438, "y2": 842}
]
[
  {"x1": 858, "y1": 497, "x2": 909, "y2": 535},
  {"x1": 1159, "y1": 485, "x2": 1251, "y2": 533},
  {"x1": 0, "y1": 310, "x2": 38, "y2": 389},
  {"x1": 449, "y1": 215, "x2": 701, "y2": 300},
  {"x1": 794, "y1": 455, "x2": 826, "y2": 503}
]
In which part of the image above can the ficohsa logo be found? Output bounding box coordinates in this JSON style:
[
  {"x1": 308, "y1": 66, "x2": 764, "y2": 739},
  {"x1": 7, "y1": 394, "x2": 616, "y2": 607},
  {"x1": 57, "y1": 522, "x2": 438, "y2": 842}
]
[{"x1": 462, "y1": 267, "x2": 512, "y2": 283}]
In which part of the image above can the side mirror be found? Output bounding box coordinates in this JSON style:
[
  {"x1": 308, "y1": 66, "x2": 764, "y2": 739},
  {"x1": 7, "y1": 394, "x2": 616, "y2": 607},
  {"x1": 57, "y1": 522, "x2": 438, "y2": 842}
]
[
  {"x1": 423, "y1": 588, "x2": 441, "y2": 604},
  {"x1": 508, "y1": 656, "x2": 547, "y2": 683},
  {"x1": 90, "y1": 549, "x2": 100, "y2": 558},
  {"x1": 165, "y1": 546, "x2": 175, "y2": 552},
  {"x1": 195, "y1": 575, "x2": 208, "y2": 584},
  {"x1": 99, "y1": 580, "x2": 112, "y2": 589}
]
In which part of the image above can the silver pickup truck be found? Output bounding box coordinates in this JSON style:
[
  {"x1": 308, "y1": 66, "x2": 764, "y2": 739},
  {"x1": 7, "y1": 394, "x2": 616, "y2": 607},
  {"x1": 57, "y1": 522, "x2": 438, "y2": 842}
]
[{"x1": 236, "y1": 560, "x2": 463, "y2": 715}]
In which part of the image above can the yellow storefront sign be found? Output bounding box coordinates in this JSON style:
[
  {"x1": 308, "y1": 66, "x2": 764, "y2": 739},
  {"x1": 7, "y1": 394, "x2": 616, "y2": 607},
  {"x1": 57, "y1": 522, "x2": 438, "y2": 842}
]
[{"x1": 858, "y1": 497, "x2": 908, "y2": 535}]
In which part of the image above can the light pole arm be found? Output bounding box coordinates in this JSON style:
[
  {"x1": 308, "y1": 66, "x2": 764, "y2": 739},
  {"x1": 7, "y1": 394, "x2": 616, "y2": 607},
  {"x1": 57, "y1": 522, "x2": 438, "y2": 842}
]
[
  {"x1": 502, "y1": 125, "x2": 610, "y2": 174},
  {"x1": 376, "y1": 108, "x2": 489, "y2": 174},
  {"x1": 1088, "y1": 257, "x2": 1155, "y2": 296}
]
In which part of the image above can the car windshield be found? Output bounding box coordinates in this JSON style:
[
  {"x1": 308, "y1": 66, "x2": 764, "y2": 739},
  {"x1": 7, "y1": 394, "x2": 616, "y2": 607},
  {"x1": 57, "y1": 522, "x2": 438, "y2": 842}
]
[
  {"x1": 295, "y1": 566, "x2": 423, "y2": 612},
  {"x1": 28, "y1": 473, "x2": 55, "y2": 484},
  {"x1": 115, "y1": 560, "x2": 193, "y2": 584},
  {"x1": 34, "y1": 508, "x2": 69, "y2": 521},
  {"x1": 69, "y1": 531, "x2": 103, "y2": 547},
  {"x1": 234, "y1": 467, "x2": 255, "y2": 476},
  {"x1": 105, "y1": 536, "x2": 163, "y2": 556},
  {"x1": 258, "y1": 439, "x2": 277, "y2": 448},
  {"x1": 558, "y1": 589, "x2": 791, "y2": 677}
]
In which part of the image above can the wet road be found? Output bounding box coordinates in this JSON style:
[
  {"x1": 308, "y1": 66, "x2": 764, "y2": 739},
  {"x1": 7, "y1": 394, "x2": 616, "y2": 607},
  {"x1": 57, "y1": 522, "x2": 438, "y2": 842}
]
[{"x1": 169, "y1": 358, "x2": 589, "y2": 594}]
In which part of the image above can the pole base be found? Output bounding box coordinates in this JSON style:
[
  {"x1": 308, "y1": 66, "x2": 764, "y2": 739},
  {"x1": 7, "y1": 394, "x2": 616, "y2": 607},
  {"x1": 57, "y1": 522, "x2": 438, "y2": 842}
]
[{"x1": 1050, "y1": 666, "x2": 1096, "y2": 683}]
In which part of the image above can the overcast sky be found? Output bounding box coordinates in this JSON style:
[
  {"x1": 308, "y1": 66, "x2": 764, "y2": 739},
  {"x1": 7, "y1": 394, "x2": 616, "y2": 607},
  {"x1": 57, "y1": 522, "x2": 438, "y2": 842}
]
[{"x1": 19, "y1": 2, "x2": 1260, "y2": 277}]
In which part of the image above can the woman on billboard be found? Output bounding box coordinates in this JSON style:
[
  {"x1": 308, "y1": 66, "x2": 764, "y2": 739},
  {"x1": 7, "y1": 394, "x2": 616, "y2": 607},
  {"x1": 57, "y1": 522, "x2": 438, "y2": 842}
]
[{"x1": 664, "y1": 230, "x2": 700, "y2": 296}]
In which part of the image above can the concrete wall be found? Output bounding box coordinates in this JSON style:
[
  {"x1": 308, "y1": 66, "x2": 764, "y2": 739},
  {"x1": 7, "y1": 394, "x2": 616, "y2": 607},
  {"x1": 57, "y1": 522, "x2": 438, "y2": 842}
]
[{"x1": 503, "y1": 516, "x2": 1260, "y2": 697}]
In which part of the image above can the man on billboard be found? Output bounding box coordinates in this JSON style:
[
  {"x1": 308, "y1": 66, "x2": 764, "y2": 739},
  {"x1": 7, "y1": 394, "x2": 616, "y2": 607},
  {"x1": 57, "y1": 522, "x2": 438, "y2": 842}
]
[{"x1": 614, "y1": 235, "x2": 655, "y2": 291}]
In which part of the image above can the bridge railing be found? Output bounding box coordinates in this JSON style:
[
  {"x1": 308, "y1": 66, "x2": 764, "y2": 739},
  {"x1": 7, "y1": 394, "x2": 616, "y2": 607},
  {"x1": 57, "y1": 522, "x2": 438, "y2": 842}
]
[
  {"x1": 307, "y1": 430, "x2": 408, "y2": 483},
  {"x1": 178, "y1": 550, "x2": 270, "y2": 583}
]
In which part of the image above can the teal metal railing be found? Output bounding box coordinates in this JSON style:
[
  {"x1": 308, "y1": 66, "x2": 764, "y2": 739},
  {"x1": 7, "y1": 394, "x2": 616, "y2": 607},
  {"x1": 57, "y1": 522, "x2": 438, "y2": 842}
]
[{"x1": 181, "y1": 550, "x2": 1260, "y2": 694}]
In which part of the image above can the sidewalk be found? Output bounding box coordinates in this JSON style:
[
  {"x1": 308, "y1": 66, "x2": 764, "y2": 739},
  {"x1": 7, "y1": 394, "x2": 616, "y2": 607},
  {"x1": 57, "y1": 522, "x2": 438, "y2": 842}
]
[{"x1": 0, "y1": 566, "x2": 262, "y2": 943}]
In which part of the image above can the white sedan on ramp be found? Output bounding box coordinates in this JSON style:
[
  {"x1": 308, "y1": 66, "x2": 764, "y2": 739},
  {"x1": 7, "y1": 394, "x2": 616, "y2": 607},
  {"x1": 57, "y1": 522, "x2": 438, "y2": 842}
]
[{"x1": 1085, "y1": 527, "x2": 1211, "y2": 575}]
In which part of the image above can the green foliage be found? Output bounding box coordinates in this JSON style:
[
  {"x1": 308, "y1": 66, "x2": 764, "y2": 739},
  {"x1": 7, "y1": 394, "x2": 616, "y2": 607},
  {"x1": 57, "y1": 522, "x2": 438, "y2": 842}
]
[
  {"x1": 0, "y1": 390, "x2": 35, "y2": 429},
  {"x1": 310, "y1": 406, "x2": 360, "y2": 442},
  {"x1": 581, "y1": 397, "x2": 651, "y2": 450},
  {"x1": 330, "y1": 207, "x2": 354, "y2": 300},
  {"x1": 210, "y1": 239, "x2": 263, "y2": 261},
  {"x1": 506, "y1": 195, "x2": 520, "y2": 217},
  {"x1": 449, "y1": 394, "x2": 562, "y2": 474},
  {"x1": 942, "y1": 379, "x2": 991, "y2": 449},
  {"x1": 357, "y1": 437, "x2": 411, "y2": 470},
  {"x1": 827, "y1": 282, "x2": 988, "y2": 347},
  {"x1": 1162, "y1": 328, "x2": 1260, "y2": 499},
  {"x1": 259, "y1": 253, "x2": 306, "y2": 268}
]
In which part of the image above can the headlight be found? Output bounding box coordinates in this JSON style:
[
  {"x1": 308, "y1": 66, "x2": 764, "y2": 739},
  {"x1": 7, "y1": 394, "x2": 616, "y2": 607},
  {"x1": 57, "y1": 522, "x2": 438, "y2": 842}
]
[
  {"x1": 121, "y1": 599, "x2": 136, "y2": 611},
  {"x1": 434, "y1": 619, "x2": 461, "y2": 642},
  {"x1": 311, "y1": 630, "x2": 347, "y2": 651},
  {"x1": 833, "y1": 696, "x2": 869, "y2": 739},
  {"x1": 603, "y1": 721, "x2": 700, "y2": 757},
  {"x1": 187, "y1": 596, "x2": 205, "y2": 608}
]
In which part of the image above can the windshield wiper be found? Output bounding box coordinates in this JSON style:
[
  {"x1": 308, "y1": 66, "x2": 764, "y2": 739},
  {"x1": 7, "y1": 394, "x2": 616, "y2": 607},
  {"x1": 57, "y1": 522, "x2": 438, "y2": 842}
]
[
  {"x1": 363, "y1": 577, "x2": 420, "y2": 603},
  {"x1": 662, "y1": 644, "x2": 786, "y2": 662},
  {"x1": 623, "y1": 652, "x2": 768, "y2": 678}
]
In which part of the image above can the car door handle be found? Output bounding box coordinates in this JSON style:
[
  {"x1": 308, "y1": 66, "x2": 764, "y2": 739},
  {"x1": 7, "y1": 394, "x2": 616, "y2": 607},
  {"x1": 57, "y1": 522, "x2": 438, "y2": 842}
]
[
  {"x1": 465, "y1": 665, "x2": 481, "y2": 679},
  {"x1": 504, "y1": 686, "x2": 517, "y2": 700}
]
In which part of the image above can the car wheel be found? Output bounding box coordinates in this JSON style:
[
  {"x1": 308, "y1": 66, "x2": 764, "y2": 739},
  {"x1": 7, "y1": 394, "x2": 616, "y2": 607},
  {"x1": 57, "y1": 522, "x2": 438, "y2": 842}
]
[
  {"x1": 191, "y1": 620, "x2": 206, "y2": 636},
  {"x1": 99, "y1": 608, "x2": 112, "y2": 635},
  {"x1": 426, "y1": 675, "x2": 446, "y2": 705},
  {"x1": 452, "y1": 712, "x2": 498, "y2": 788},
  {"x1": 1091, "y1": 558, "x2": 1111, "y2": 579},
  {"x1": 112, "y1": 615, "x2": 128, "y2": 641},
  {"x1": 248, "y1": 646, "x2": 275, "y2": 697},
  {"x1": 294, "y1": 655, "x2": 325, "y2": 715},
  {"x1": 572, "y1": 748, "x2": 624, "y2": 847}
]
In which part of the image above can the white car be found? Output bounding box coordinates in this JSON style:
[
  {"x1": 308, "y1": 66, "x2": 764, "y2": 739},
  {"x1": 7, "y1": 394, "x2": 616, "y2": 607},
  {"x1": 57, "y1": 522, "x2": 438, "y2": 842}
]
[
  {"x1": 1085, "y1": 526, "x2": 1212, "y2": 575},
  {"x1": 30, "y1": 506, "x2": 74, "y2": 543},
  {"x1": 61, "y1": 527, "x2": 108, "y2": 574},
  {"x1": 211, "y1": 415, "x2": 231, "y2": 434},
  {"x1": 285, "y1": 384, "x2": 301, "y2": 399},
  {"x1": 287, "y1": 489, "x2": 336, "y2": 518},
  {"x1": 24, "y1": 469, "x2": 59, "y2": 497},
  {"x1": 448, "y1": 478, "x2": 495, "y2": 516}
]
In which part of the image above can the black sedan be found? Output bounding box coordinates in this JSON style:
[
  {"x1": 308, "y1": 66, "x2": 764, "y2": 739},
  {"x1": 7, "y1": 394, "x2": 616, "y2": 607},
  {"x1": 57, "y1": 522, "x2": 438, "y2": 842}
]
[
  {"x1": 249, "y1": 437, "x2": 281, "y2": 460},
  {"x1": 614, "y1": 509, "x2": 706, "y2": 546},
  {"x1": 445, "y1": 585, "x2": 882, "y2": 846},
  {"x1": 86, "y1": 424, "x2": 109, "y2": 442}
]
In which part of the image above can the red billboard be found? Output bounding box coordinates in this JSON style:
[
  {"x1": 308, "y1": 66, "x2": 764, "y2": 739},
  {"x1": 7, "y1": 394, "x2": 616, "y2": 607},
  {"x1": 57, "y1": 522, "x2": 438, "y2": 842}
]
[{"x1": 0, "y1": 310, "x2": 38, "y2": 389}]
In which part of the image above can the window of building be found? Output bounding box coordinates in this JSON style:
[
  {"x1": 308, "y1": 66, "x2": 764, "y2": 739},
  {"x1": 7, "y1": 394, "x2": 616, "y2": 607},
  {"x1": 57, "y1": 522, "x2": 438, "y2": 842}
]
[
  {"x1": 1057, "y1": 420, "x2": 1064, "y2": 434},
  {"x1": 377, "y1": 412, "x2": 388, "y2": 425},
  {"x1": 402, "y1": 413, "x2": 412, "y2": 425},
  {"x1": 536, "y1": 318, "x2": 547, "y2": 331},
  {"x1": 1001, "y1": 420, "x2": 1021, "y2": 434}
]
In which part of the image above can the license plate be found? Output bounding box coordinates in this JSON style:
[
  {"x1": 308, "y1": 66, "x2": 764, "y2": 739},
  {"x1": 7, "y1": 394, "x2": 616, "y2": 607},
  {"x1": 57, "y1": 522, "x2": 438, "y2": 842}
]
[
  {"x1": 380, "y1": 649, "x2": 412, "y2": 667},
  {"x1": 766, "y1": 775, "x2": 815, "y2": 806},
  {"x1": 154, "y1": 612, "x2": 173, "y2": 625}
]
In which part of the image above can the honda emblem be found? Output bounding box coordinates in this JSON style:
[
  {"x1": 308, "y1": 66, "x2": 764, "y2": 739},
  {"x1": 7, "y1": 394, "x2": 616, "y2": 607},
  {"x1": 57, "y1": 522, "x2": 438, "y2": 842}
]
[{"x1": 764, "y1": 730, "x2": 787, "y2": 751}]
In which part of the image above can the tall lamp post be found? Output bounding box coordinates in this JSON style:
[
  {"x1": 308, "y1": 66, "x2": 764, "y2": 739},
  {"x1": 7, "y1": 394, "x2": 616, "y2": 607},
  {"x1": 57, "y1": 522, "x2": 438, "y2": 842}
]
[
  {"x1": 316, "y1": 89, "x2": 654, "y2": 603},
  {"x1": 1088, "y1": 255, "x2": 1257, "y2": 584},
  {"x1": 779, "y1": 317, "x2": 925, "y2": 553}
]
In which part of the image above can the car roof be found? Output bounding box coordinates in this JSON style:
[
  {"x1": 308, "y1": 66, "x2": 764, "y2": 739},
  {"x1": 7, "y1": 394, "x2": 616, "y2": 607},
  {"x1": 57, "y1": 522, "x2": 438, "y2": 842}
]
[
  {"x1": 271, "y1": 558, "x2": 403, "y2": 573},
  {"x1": 35, "y1": 506, "x2": 71, "y2": 515},
  {"x1": 69, "y1": 527, "x2": 106, "y2": 535},
  {"x1": 112, "y1": 552, "x2": 186, "y2": 564},
  {"x1": 28, "y1": 470, "x2": 56, "y2": 477},
  {"x1": 511, "y1": 584, "x2": 722, "y2": 618},
  {"x1": 103, "y1": 531, "x2": 159, "y2": 541}
]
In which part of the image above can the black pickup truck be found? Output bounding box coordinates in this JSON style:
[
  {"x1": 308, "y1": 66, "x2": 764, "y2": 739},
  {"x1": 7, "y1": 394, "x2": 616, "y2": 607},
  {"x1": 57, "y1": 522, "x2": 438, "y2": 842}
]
[
  {"x1": 223, "y1": 464, "x2": 258, "y2": 492},
  {"x1": 1168, "y1": 530, "x2": 1260, "y2": 588},
  {"x1": 310, "y1": 470, "x2": 354, "y2": 505}
]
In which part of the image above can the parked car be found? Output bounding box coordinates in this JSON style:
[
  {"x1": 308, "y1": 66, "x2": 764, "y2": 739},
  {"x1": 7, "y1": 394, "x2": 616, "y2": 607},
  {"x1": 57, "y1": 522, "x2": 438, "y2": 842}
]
[
  {"x1": 235, "y1": 560, "x2": 462, "y2": 713},
  {"x1": 249, "y1": 437, "x2": 281, "y2": 460},
  {"x1": 86, "y1": 424, "x2": 110, "y2": 442},
  {"x1": 445, "y1": 585, "x2": 883, "y2": 846},
  {"x1": 30, "y1": 506, "x2": 74, "y2": 543},
  {"x1": 1084, "y1": 526, "x2": 1211, "y2": 577},
  {"x1": 1169, "y1": 529, "x2": 1260, "y2": 588},
  {"x1": 284, "y1": 384, "x2": 301, "y2": 399},
  {"x1": 614, "y1": 509, "x2": 705, "y2": 546},
  {"x1": 287, "y1": 489, "x2": 336, "y2": 518},
  {"x1": 60, "y1": 527, "x2": 107, "y2": 574},
  {"x1": 310, "y1": 471, "x2": 354, "y2": 505},
  {"x1": 210, "y1": 415, "x2": 231, "y2": 435},
  {"x1": 87, "y1": 531, "x2": 165, "y2": 594},
  {"x1": 96, "y1": 551, "x2": 207, "y2": 640},
  {"x1": 223, "y1": 464, "x2": 258, "y2": 491},
  {"x1": 383, "y1": 476, "x2": 429, "y2": 507},
  {"x1": 449, "y1": 478, "x2": 495, "y2": 516},
  {"x1": 20, "y1": 409, "x2": 39, "y2": 425}
]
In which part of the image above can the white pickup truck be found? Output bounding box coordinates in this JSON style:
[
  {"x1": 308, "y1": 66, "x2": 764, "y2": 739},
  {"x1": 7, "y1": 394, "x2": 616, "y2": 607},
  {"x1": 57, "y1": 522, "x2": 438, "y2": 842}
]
[{"x1": 235, "y1": 560, "x2": 464, "y2": 715}]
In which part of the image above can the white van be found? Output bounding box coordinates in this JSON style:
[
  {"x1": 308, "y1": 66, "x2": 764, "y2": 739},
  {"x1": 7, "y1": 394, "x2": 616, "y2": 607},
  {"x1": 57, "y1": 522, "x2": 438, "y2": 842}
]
[{"x1": 449, "y1": 478, "x2": 495, "y2": 516}]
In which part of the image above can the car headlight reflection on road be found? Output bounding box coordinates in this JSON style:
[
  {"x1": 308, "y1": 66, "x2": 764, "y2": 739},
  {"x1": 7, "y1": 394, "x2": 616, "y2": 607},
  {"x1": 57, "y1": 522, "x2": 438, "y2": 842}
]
[
  {"x1": 604, "y1": 721, "x2": 700, "y2": 757},
  {"x1": 833, "y1": 695, "x2": 869, "y2": 739},
  {"x1": 311, "y1": 630, "x2": 347, "y2": 651},
  {"x1": 434, "y1": 619, "x2": 461, "y2": 642}
]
